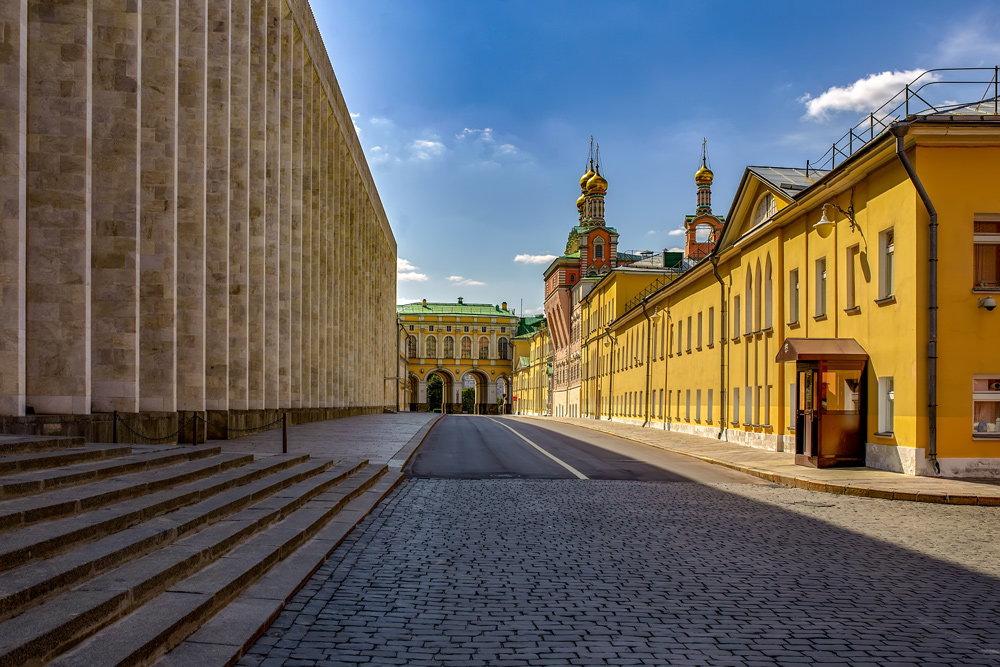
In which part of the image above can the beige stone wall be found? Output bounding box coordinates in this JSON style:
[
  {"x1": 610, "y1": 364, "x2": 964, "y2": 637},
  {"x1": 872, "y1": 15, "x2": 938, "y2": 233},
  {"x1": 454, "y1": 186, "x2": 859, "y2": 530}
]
[{"x1": 0, "y1": 0, "x2": 396, "y2": 424}]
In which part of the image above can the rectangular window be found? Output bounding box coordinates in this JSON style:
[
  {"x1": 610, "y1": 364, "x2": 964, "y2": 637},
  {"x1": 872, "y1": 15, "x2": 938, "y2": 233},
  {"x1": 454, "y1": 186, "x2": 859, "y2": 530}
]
[
  {"x1": 697, "y1": 312, "x2": 703, "y2": 349},
  {"x1": 846, "y1": 245, "x2": 859, "y2": 310},
  {"x1": 676, "y1": 391, "x2": 681, "y2": 419},
  {"x1": 973, "y1": 376, "x2": 1000, "y2": 436},
  {"x1": 651, "y1": 323, "x2": 657, "y2": 359},
  {"x1": 677, "y1": 321, "x2": 683, "y2": 355},
  {"x1": 878, "y1": 228, "x2": 894, "y2": 298},
  {"x1": 685, "y1": 389, "x2": 691, "y2": 420},
  {"x1": 744, "y1": 386, "x2": 752, "y2": 425},
  {"x1": 594, "y1": 243, "x2": 604, "y2": 259},
  {"x1": 668, "y1": 390, "x2": 672, "y2": 419},
  {"x1": 974, "y1": 218, "x2": 1000, "y2": 290},
  {"x1": 660, "y1": 319, "x2": 666, "y2": 359},
  {"x1": 707, "y1": 388, "x2": 713, "y2": 422},
  {"x1": 732, "y1": 296, "x2": 741, "y2": 339},
  {"x1": 789, "y1": 269, "x2": 799, "y2": 323},
  {"x1": 707, "y1": 307, "x2": 714, "y2": 346},
  {"x1": 732, "y1": 387, "x2": 740, "y2": 424},
  {"x1": 790, "y1": 382, "x2": 797, "y2": 429},
  {"x1": 764, "y1": 385, "x2": 771, "y2": 426},
  {"x1": 660, "y1": 389, "x2": 664, "y2": 419},
  {"x1": 696, "y1": 389, "x2": 702, "y2": 421},
  {"x1": 686, "y1": 316, "x2": 692, "y2": 352},
  {"x1": 815, "y1": 258, "x2": 827, "y2": 317},
  {"x1": 878, "y1": 377, "x2": 895, "y2": 434}
]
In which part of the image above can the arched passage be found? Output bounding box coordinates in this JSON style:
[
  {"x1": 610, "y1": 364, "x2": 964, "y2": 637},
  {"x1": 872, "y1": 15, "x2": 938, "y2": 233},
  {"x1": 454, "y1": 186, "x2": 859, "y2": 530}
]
[
  {"x1": 496, "y1": 375, "x2": 512, "y2": 414},
  {"x1": 461, "y1": 369, "x2": 496, "y2": 415},
  {"x1": 406, "y1": 374, "x2": 419, "y2": 412},
  {"x1": 417, "y1": 368, "x2": 457, "y2": 413}
]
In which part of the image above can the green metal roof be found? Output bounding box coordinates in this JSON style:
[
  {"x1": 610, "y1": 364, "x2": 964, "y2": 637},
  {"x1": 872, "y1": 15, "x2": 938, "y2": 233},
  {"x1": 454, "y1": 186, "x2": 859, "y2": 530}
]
[
  {"x1": 397, "y1": 301, "x2": 516, "y2": 317},
  {"x1": 515, "y1": 315, "x2": 546, "y2": 337}
]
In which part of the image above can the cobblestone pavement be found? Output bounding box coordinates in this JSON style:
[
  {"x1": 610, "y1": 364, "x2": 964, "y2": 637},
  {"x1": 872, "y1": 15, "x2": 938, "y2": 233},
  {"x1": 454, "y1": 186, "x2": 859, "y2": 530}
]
[{"x1": 241, "y1": 479, "x2": 1000, "y2": 666}]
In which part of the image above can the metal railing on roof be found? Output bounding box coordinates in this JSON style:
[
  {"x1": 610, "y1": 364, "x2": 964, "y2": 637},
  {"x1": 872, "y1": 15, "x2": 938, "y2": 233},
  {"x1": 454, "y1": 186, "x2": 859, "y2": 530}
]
[
  {"x1": 807, "y1": 66, "x2": 999, "y2": 175},
  {"x1": 623, "y1": 276, "x2": 670, "y2": 314}
]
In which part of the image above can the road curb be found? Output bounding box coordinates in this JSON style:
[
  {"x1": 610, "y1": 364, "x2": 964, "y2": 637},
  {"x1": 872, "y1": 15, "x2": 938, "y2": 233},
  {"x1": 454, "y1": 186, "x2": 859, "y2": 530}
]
[
  {"x1": 512, "y1": 416, "x2": 1000, "y2": 506},
  {"x1": 387, "y1": 413, "x2": 444, "y2": 471}
]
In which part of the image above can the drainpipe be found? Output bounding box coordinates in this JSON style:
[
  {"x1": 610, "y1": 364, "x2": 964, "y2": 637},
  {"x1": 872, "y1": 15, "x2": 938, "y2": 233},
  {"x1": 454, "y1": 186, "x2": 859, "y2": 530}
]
[
  {"x1": 892, "y1": 123, "x2": 939, "y2": 474},
  {"x1": 641, "y1": 301, "x2": 653, "y2": 427},
  {"x1": 710, "y1": 254, "x2": 728, "y2": 440}
]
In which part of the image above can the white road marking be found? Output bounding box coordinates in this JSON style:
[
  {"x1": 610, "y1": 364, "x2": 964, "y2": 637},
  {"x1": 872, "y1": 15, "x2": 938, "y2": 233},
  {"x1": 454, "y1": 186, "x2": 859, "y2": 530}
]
[{"x1": 488, "y1": 418, "x2": 589, "y2": 480}]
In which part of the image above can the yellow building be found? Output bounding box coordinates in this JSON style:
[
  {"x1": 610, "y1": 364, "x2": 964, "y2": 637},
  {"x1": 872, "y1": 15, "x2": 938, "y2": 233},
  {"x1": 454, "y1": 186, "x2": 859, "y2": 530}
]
[
  {"x1": 575, "y1": 79, "x2": 1000, "y2": 477},
  {"x1": 512, "y1": 318, "x2": 551, "y2": 416},
  {"x1": 398, "y1": 299, "x2": 517, "y2": 414}
]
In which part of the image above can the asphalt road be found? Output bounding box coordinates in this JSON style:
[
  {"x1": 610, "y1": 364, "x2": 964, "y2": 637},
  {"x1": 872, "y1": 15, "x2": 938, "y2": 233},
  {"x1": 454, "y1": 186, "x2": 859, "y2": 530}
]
[{"x1": 406, "y1": 414, "x2": 762, "y2": 484}]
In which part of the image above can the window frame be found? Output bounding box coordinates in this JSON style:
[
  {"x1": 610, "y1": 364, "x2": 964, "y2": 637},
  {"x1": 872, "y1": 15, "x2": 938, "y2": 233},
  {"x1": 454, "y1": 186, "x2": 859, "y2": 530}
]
[{"x1": 815, "y1": 257, "x2": 827, "y2": 318}]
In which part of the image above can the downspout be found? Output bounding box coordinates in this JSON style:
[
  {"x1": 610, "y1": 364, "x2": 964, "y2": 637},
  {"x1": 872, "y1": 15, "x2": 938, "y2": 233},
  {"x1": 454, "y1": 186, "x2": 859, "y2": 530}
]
[
  {"x1": 641, "y1": 301, "x2": 652, "y2": 427},
  {"x1": 892, "y1": 123, "x2": 939, "y2": 473},
  {"x1": 605, "y1": 327, "x2": 616, "y2": 420},
  {"x1": 710, "y1": 254, "x2": 728, "y2": 440}
]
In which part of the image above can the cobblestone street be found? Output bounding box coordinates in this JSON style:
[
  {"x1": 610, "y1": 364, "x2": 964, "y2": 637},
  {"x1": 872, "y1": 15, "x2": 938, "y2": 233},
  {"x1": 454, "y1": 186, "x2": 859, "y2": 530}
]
[{"x1": 241, "y1": 478, "x2": 1000, "y2": 666}]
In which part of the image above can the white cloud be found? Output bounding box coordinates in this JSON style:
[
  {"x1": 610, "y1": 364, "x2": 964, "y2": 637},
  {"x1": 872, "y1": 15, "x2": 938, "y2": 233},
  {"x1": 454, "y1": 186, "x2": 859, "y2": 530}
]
[
  {"x1": 667, "y1": 247, "x2": 684, "y2": 253},
  {"x1": 668, "y1": 228, "x2": 686, "y2": 236},
  {"x1": 350, "y1": 112, "x2": 362, "y2": 136},
  {"x1": 370, "y1": 117, "x2": 394, "y2": 127},
  {"x1": 514, "y1": 253, "x2": 557, "y2": 265},
  {"x1": 646, "y1": 230, "x2": 657, "y2": 236},
  {"x1": 396, "y1": 258, "x2": 428, "y2": 282},
  {"x1": 800, "y1": 69, "x2": 932, "y2": 120},
  {"x1": 397, "y1": 296, "x2": 418, "y2": 306},
  {"x1": 410, "y1": 138, "x2": 446, "y2": 161},
  {"x1": 448, "y1": 275, "x2": 486, "y2": 287}
]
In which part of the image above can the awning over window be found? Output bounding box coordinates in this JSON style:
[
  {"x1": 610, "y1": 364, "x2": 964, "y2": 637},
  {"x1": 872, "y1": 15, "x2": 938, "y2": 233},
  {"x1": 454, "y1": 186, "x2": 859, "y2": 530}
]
[{"x1": 775, "y1": 337, "x2": 868, "y2": 362}]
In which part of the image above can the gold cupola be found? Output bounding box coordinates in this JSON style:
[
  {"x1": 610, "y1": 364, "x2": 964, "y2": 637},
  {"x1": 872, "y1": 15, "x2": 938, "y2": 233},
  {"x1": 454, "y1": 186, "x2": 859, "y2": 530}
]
[
  {"x1": 695, "y1": 163, "x2": 714, "y2": 186},
  {"x1": 576, "y1": 194, "x2": 586, "y2": 212},
  {"x1": 586, "y1": 169, "x2": 608, "y2": 195},
  {"x1": 580, "y1": 168, "x2": 595, "y2": 191}
]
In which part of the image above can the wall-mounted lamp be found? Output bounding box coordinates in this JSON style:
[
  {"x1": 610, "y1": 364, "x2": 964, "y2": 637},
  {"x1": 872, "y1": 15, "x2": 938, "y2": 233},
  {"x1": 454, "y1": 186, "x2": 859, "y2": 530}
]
[
  {"x1": 978, "y1": 296, "x2": 997, "y2": 311},
  {"x1": 813, "y1": 202, "x2": 863, "y2": 241}
]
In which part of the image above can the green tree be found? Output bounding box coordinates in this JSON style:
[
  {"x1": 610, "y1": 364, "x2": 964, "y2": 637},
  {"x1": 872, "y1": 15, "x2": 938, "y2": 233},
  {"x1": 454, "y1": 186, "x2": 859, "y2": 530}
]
[
  {"x1": 462, "y1": 387, "x2": 475, "y2": 413},
  {"x1": 427, "y1": 374, "x2": 442, "y2": 412}
]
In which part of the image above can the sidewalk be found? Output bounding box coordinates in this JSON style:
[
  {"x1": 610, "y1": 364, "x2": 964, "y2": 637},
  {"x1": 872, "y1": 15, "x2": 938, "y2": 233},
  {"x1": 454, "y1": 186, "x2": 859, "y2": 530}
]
[
  {"x1": 514, "y1": 415, "x2": 1000, "y2": 506},
  {"x1": 212, "y1": 412, "x2": 441, "y2": 469}
]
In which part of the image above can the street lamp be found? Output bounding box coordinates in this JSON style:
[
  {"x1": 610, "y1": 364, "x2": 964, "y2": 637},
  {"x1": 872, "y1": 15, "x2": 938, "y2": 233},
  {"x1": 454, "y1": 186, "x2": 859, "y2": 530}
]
[{"x1": 813, "y1": 201, "x2": 865, "y2": 243}]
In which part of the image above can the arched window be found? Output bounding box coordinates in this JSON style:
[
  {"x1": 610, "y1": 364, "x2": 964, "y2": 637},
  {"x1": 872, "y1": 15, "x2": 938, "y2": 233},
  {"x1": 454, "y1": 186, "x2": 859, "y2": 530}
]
[
  {"x1": 479, "y1": 336, "x2": 490, "y2": 359},
  {"x1": 407, "y1": 335, "x2": 417, "y2": 359},
  {"x1": 593, "y1": 238, "x2": 605, "y2": 260},
  {"x1": 753, "y1": 193, "x2": 776, "y2": 226},
  {"x1": 497, "y1": 337, "x2": 510, "y2": 360},
  {"x1": 425, "y1": 335, "x2": 437, "y2": 358},
  {"x1": 443, "y1": 336, "x2": 455, "y2": 358},
  {"x1": 754, "y1": 260, "x2": 762, "y2": 332},
  {"x1": 764, "y1": 255, "x2": 773, "y2": 329},
  {"x1": 461, "y1": 336, "x2": 472, "y2": 359},
  {"x1": 744, "y1": 270, "x2": 753, "y2": 334}
]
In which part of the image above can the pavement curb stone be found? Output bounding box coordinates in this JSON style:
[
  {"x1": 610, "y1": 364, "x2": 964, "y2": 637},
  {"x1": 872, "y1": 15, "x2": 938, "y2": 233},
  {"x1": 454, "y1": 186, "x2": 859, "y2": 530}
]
[{"x1": 513, "y1": 415, "x2": 1000, "y2": 506}]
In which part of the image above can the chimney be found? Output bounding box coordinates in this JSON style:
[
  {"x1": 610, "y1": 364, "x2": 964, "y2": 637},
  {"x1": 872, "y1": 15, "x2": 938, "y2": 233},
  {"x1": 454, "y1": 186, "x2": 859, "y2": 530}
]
[
  {"x1": 502, "y1": 301, "x2": 508, "y2": 311},
  {"x1": 458, "y1": 296, "x2": 464, "y2": 304},
  {"x1": 422, "y1": 298, "x2": 427, "y2": 307}
]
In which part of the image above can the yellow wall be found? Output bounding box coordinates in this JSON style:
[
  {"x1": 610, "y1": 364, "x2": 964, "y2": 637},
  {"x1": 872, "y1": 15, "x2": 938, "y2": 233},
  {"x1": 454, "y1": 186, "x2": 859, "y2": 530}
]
[{"x1": 512, "y1": 326, "x2": 551, "y2": 415}]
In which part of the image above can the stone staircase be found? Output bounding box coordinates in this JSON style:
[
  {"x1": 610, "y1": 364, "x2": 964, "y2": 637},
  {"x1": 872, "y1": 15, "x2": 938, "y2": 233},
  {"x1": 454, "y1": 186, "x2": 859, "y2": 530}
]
[{"x1": 0, "y1": 434, "x2": 402, "y2": 665}]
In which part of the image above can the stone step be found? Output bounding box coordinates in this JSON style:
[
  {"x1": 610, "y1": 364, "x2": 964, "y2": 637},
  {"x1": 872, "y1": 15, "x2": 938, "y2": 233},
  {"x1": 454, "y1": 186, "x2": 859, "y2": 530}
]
[
  {"x1": 0, "y1": 445, "x2": 223, "y2": 500},
  {"x1": 0, "y1": 435, "x2": 87, "y2": 456},
  {"x1": 0, "y1": 454, "x2": 309, "y2": 572},
  {"x1": 158, "y1": 470, "x2": 403, "y2": 667},
  {"x1": 0, "y1": 451, "x2": 253, "y2": 531},
  {"x1": 0, "y1": 459, "x2": 359, "y2": 622},
  {"x1": 0, "y1": 445, "x2": 134, "y2": 476},
  {"x1": 3, "y1": 463, "x2": 382, "y2": 666}
]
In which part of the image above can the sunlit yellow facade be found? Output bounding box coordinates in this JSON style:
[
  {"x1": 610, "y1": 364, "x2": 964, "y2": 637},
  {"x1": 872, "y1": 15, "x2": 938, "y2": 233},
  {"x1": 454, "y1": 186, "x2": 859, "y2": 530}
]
[
  {"x1": 577, "y1": 112, "x2": 1000, "y2": 477},
  {"x1": 512, "y1": 322, "x2": 552, "y2": 416},
  {"x1": 398, "y1": 299, "x2": 517, "y2": 414}
]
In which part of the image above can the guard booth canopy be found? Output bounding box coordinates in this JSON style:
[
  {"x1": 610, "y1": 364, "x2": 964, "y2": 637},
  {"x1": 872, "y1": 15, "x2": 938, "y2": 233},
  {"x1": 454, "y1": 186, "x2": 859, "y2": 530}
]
[{"x1": 776, "y1": 338, "x2": 869, "y2": 468}]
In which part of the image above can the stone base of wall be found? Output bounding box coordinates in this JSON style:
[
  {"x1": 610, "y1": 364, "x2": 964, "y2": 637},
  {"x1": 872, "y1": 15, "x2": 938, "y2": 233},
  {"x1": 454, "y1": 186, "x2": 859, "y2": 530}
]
[
  {"x1": 0, "y1": 406, "x2": 388, "y2": 444},
  {"x1": 864, "y1": 442, "x2": 1000, "y2": 477}
]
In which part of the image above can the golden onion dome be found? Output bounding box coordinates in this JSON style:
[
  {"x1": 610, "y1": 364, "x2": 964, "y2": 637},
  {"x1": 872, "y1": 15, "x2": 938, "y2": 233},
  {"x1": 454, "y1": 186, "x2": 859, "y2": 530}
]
[
  {"x1": 576, "y1": 194, "x2": 586, "y2": 211},
  {"x1": 586, "y1": 171, "x2": 608, "y2": 195},
  {"x1": 580, "y1": 169, "x2": 595, "y2": 191},
  {"x1": 695, "y1": 164, "x2": 714, "y2": 186}
]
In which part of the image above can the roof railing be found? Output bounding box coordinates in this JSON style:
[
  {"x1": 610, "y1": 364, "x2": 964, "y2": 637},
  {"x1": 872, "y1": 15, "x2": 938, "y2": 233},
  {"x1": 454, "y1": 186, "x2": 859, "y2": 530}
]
[{"x1": 806, "y1": 66, "x2": 999, "y2": 176}]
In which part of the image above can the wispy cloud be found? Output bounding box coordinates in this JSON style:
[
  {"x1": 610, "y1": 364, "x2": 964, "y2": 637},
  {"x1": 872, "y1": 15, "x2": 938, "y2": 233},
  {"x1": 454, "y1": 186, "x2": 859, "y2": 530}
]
[
  {"x1": 799, "y1": 69, "x2": 931, "y2": 120},
  {"x1": 514, "y1": 253, "x2": 557, "y2": 265},
  {"x1": 410, "y1": 138, "x2": 446, "y2": 161},
  {"x1": 397, "y1": 258, "x2": 428, "y2": 282},
  {"x1": 456, "y1": 127, "x2": 520, "y2": 166},
  {"x1": 936, "y1": 13, "x2": 1000, "y2": 65},
  {"x1": 646, "y1": 230, "x2": 657, "y2": 236},
  {"x1": 448, "y1": 275, "x2": 486, "y2": 287},
  {"x1": 668, "y1": 228, "x2": 685, "y2": 236},
  {"x1": 350, "y1": 112, "x2": 362, "y2": 136},
  {"x1": 397, "y1": 296, "x2": 418, "y2": 306}
]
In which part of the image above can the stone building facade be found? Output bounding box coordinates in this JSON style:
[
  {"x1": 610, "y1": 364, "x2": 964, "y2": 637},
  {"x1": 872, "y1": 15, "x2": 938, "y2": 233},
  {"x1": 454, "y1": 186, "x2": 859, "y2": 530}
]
[{"x1": 0, "y1": 0, "x2": 396, "y2": 439}]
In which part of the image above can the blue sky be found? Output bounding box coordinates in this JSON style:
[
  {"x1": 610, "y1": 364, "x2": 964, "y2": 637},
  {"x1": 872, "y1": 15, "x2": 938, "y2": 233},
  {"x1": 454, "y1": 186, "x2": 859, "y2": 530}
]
[{"x1": 310, "y1": 1, "x2": 1000, "y2": 316}]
